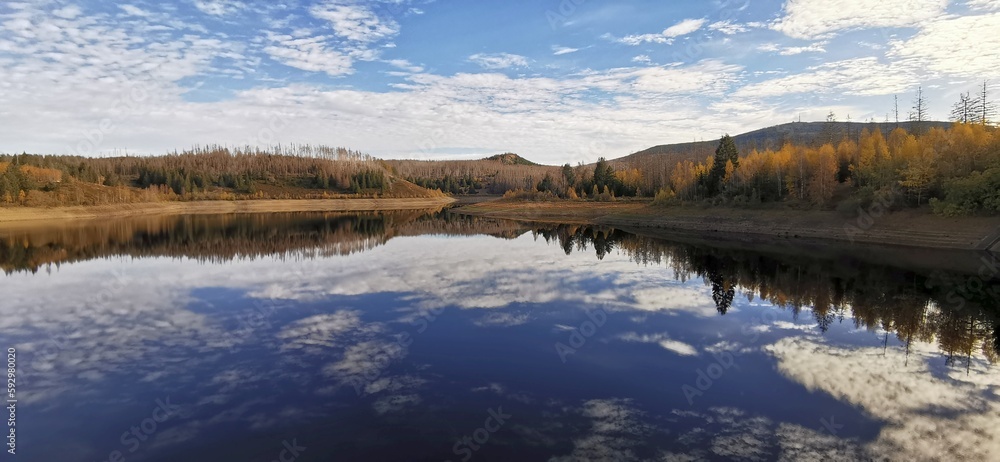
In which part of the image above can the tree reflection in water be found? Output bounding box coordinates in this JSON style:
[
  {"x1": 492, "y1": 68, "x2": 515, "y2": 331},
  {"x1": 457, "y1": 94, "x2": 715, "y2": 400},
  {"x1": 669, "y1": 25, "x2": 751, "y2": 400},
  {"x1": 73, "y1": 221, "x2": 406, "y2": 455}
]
[{"x1": 1, "y1": 211, "x2": 997, "y2": 367}]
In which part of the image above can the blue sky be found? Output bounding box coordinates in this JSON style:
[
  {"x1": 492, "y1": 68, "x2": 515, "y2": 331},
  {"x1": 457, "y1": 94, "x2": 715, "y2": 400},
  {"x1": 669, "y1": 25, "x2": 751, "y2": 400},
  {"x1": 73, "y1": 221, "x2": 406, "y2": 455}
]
[{"x1": 0, "y1": 0, "x2": 998, "y2": 164}]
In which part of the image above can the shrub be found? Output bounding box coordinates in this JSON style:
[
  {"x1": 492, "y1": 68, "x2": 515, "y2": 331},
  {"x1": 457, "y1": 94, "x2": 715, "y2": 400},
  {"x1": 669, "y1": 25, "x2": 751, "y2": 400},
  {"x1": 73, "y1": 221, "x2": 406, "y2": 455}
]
[
  {"x1": 931, "y1": 166, "x2": 1000, "y2": 216},
  {"x1": 501, "y1": 189, "x2": 558, "y2": 201},
  {"x1": 652, "y1": 188, "x2": 676, "y2": 206},
  {"x1": 836, "y1": 197, "x2": 863, "y2": 217}
]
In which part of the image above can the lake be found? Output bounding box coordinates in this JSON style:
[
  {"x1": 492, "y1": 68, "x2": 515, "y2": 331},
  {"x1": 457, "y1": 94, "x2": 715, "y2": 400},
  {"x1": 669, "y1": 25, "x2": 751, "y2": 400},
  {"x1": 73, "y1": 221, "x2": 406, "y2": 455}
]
[{"x1": 1, "y1": 210, "x2": 997, "y2": 461}]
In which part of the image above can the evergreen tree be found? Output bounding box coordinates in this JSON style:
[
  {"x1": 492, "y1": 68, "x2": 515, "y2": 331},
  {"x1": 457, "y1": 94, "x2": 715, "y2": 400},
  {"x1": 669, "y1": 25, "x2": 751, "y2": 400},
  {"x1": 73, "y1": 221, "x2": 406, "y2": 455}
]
[
  {"x1": 593, "y1": 157, "x2": 615, "y2": 192},
  {"x1": 562, "y1": 163, "x2": 576, "y2": 187},
  {"x1": 708, "y1": 135, "x2": 739, "y2": 195}
]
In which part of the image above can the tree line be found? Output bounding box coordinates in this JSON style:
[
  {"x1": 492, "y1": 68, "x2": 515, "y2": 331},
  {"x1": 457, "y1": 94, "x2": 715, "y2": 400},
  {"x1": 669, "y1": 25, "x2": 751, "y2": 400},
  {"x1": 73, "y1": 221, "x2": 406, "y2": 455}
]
[
  {"x1": 0, "y1": 210, "x2": 528, "y2": 274},
  {"x1": 386, "y1": 156, "x2": 561, "y2": 195},
  {"x1": 0, "y1": 145, "x2": 408, "y2": 207},
  {"x1": 535, "y1": 223, "x2": 999, "y2": 366},
  {"x1": 658, "y1": 122, "x2": 1000, "y2": 215}
]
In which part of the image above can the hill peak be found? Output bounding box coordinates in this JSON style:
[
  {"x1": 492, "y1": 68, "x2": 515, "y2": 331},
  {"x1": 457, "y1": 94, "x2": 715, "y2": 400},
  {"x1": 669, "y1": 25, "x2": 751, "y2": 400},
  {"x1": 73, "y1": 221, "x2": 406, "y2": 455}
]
[{"x1": 484, "y1": 153, "x2": 539, "y2": 166}]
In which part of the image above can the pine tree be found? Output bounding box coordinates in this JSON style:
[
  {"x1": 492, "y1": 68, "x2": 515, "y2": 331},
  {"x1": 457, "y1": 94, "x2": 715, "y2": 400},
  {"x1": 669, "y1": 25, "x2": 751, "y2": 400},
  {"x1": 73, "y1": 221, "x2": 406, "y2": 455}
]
[
  {"x1": 708, "y1": 135, "x2": 739, "y2": 195},
  {"x1": 562, "y1": 163, "x2": 575, "y2": 187}
]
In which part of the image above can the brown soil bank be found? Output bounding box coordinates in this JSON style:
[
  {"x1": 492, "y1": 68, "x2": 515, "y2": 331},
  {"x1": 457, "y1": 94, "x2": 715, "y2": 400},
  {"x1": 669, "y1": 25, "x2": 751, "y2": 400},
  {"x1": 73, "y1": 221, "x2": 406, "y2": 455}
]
[
  {"x1": 457, "y1": 200, "x2": 1000, "y2": 252},
  {"x1": 0, "y1": 197, "x2": 456, "y2": 225}
]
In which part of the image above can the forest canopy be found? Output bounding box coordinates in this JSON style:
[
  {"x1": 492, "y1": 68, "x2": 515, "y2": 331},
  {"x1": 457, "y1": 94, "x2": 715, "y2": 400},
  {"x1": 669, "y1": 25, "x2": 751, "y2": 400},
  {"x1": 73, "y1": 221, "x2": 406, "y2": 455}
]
[{"x1": 657, "y1": 123, "x2": 1000, "y2": 216}]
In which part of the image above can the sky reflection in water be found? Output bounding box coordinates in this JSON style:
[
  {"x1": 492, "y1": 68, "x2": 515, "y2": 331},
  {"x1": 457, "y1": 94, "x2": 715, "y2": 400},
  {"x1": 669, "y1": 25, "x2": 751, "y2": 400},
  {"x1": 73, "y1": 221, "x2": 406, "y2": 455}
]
[{"x1": 0, "y1": 211, "x2": 997, "y2": 461}]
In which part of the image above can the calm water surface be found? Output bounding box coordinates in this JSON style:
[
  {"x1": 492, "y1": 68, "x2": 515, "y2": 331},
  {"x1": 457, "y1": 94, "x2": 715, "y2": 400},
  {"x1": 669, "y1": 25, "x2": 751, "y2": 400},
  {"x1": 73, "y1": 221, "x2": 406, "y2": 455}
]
[{"x1": 1, "y1": 210, "x2": 997, "y2": 461}]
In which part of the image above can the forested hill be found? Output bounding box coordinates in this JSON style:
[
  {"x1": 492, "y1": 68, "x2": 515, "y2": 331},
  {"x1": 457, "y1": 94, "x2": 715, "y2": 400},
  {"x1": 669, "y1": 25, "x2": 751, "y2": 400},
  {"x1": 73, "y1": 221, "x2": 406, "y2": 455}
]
[
  {"x1": 483, "y1": 153, "x2": 539, "y2": 166},
  {"x1": 386, "y1": 153, "x2": 555, "y2": 195},
  {"x1": 0, "y1": 145, "x2": 446, "y2": 207},
  {"x1": 617, "y1": 121, "x2": 954, "y2": 165}
]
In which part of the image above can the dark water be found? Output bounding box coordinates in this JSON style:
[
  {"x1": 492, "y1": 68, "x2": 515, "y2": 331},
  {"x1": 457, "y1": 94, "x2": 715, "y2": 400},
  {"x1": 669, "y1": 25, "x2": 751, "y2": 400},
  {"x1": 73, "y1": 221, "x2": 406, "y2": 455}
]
[{"x1": 1, "y1": 210, "x2": 998, "y2": 461}]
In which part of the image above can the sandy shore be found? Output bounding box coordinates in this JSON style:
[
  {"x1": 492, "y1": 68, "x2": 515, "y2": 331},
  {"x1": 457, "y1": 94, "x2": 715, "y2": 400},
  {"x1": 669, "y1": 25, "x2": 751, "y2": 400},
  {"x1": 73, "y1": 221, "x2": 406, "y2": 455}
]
[
  {"x1": 0, "y1": 198, "x2": 456, "y2": 225},
  {"x1": 456, "y1": 200, "x2": 1000, "y2": 252}
]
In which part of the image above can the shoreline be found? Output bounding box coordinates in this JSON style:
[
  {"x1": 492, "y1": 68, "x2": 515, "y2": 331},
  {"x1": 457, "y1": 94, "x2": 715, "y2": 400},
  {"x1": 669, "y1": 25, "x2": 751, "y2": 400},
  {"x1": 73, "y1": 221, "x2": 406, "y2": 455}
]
[
  {"x1": 0, "y1": 197, "x2": 457, "y2": 225},
  {"x1": 455, "y1": 200, "x2": 1000, "y2": 253}
]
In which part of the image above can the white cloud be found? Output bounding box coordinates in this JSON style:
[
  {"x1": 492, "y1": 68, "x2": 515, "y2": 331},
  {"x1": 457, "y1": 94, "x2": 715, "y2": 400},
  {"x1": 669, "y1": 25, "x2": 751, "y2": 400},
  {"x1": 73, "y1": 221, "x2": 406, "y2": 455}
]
[
  {"x1": 629, "y1": 60, "x2": 743, "y2": 95},
  {"x1": 967, "y1": 0, "x2": 1000, "y2": 10},
  {"x1": 619, "y1": 33, "x2": 669, "y2": 46},
  {"x1": 708, "y1": 20, "x2": 749, "y2": 35},
  {"x1": 889, "y1": 12, "x2": 1000, "y2": 77},
  {"x1": 468, "y1": 52, "x2": 529, "y2": 70},
  {"x1": 663, "y1": 18, "x2": 707, "y2": 38},
  {"x1": 118, "y1": 4, "x2": 152, "y2": 17},
  {"x1": 772, "y1": 0, "x2": 949, "y2": 39},
  {"x1": 617, "y1": 332, "x2": 699, "y2": 356},
  {"x1": 551, "y1": 399, "x2": 651, "y2": 462},
  {"x1": 631, "y1": 55, "x2": 651, "y2": 64},
  {"x1": 552, "y1": 46, "x2": 580, "y2": 56},
  {"x1": 385, "y1": 58, "x2": 423, "y2": 73},
  {"x1": 733, "y1": 57, "x2": 916, "y2": 98},
  {"x1": 191, "y1": 0, "x2": 246, "y2": 16},
  {"x1": 310, "y1": 2, "x2": 400, "y2": 43},
  {"x1": 759, "y1": 42, "x2": 828, "y2": 55},
  {"x1": 277, "y1": 311, "x2": 373, "y2": 350},
  {"x1": 780, "y1": 43, "x2": 827, "y2": 55},
  {"x1": 264, "y1": 33, "x2": 354, "y2": 77},
  {"x1": 51, "y1": 5, "x2": 82, "y2": 20},
  {"x1": 767, "y1": 336, "x2": 1000, "y2": 461},
  {"x1": 620, "y1": 18, "x2": 706, "y2": 45}
]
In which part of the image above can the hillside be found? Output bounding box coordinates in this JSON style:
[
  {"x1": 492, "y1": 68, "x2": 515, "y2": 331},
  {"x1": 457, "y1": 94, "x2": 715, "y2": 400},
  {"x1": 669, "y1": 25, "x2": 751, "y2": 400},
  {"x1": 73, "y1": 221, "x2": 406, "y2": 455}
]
[
  {"x1": 615, "y1": 121, "x2": 953, "y2": 166},
  {"x1": 0, "y1": 146, "x2": 447, "y2": 208},
  {"x1": 483, "y1": 153, "x2": 540, "y2": 166},
  {"x1": 386, "y1": 154, "x2": 558, "y2": 195}
]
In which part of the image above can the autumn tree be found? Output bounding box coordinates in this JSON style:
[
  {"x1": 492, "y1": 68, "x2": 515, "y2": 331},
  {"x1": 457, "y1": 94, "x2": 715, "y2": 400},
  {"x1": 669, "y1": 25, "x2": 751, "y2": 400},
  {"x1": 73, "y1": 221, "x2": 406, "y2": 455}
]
[
  {"x1": 806, "y1": 144, "x2": 838, "y2": 205},
  {"x1": 899, "y1": 153, "x2": 935, "y2": 205}
]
